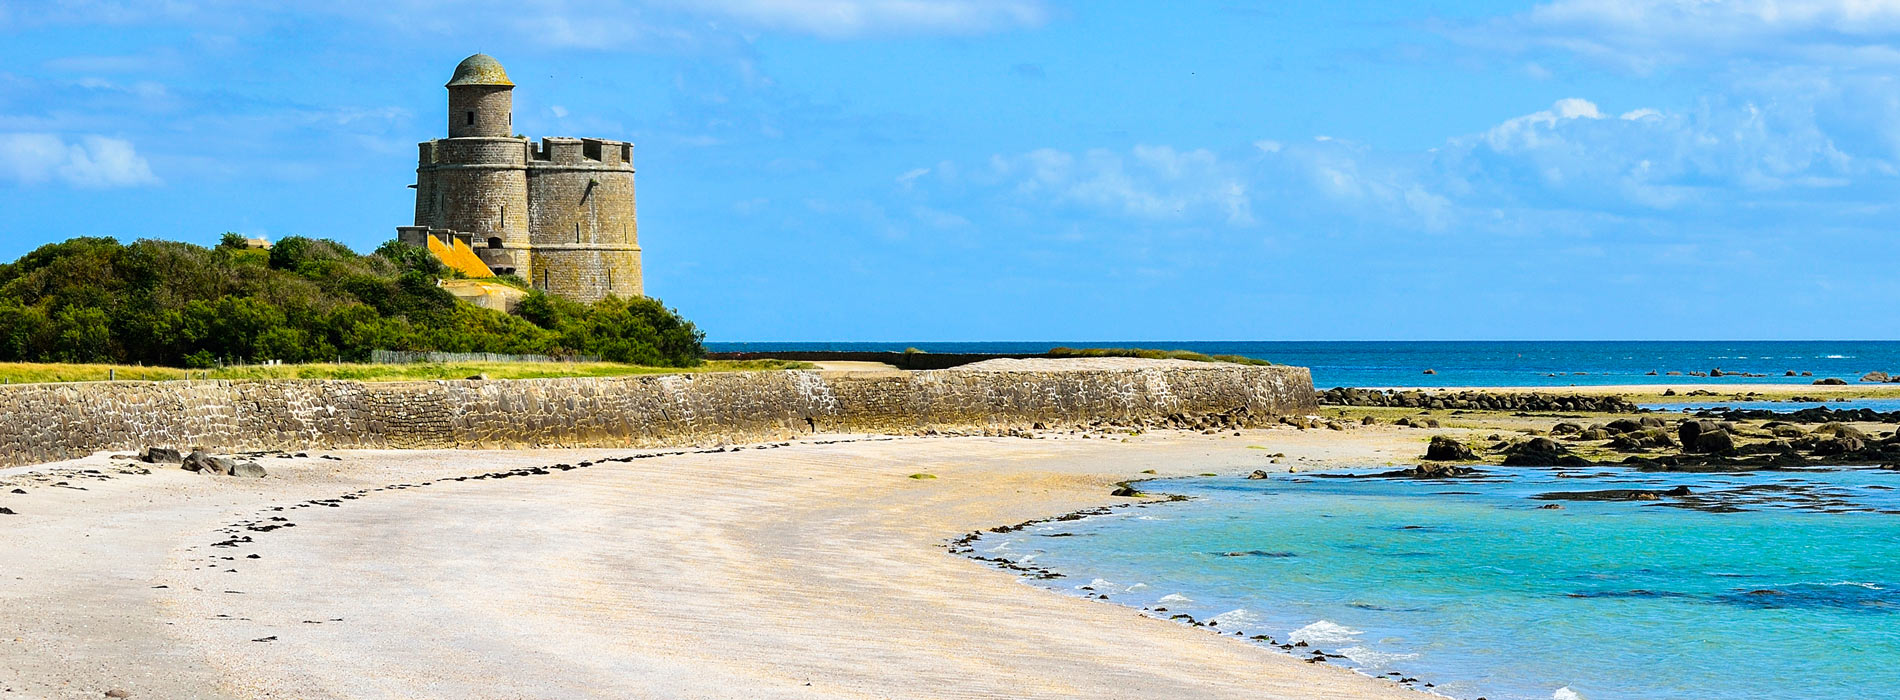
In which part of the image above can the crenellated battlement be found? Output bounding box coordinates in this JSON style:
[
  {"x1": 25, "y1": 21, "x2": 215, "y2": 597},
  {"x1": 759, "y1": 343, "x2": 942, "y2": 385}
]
[{"x1": 531, "y1": 137, "x2": 633, "y2": 167}]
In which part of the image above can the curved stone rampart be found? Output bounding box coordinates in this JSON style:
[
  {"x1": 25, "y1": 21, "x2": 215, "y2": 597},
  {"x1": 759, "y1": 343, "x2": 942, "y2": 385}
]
[{"x1": 0, "y1": 364, "x2": 1315, "y2": 467}]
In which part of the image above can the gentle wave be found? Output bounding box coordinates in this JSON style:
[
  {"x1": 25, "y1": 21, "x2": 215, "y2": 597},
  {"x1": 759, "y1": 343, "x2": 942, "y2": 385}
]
[
  {"x1": 1336, "y1": 645, "x2": 1419, "y2": 668},
  {"x1": 1288, "y1": 620, "x2": 1363, "y2": 645}
]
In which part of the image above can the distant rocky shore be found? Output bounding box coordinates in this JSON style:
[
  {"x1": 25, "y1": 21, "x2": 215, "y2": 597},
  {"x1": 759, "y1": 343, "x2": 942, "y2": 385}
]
[{"x1": 1318, "y1": 387, "x2": 1640, "y2": 413}]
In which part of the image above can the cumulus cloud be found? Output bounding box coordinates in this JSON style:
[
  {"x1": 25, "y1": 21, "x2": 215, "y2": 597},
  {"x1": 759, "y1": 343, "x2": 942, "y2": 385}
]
[
  {"x1": 0, "y1": 134, "x2": 159, "y2": 187},
  {"x1": 906, "y1": 89, "x2": 1890, "y2": 239},
  {"x1": 1443, "y1": 96, "x2": 1859, "y2": 210}
]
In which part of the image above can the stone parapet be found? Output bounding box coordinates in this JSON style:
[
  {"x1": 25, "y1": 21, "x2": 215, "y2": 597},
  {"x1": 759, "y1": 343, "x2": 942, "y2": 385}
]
[{"x1": 0, "y1": 364, "x2": 1315, "y2": 468}]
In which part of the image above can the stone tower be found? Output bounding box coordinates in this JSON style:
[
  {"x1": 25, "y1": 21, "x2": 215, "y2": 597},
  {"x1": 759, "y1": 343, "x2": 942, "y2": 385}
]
[{"x1": 400, "y1": 53, "x2": 643, "y2": 303}]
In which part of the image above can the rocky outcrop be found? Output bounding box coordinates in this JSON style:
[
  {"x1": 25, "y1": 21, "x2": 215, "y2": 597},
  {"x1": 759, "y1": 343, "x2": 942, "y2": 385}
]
[
  {"x1": 0, "y1": 364, "x2": 1317, "y2": 468},
  {"x1": 1679, "y1": 420, "x2": 1735, "y2": 454},
  {"x1": 1334, "y1": 463, "x2": 1483, "y2": 479},
  {"x1": 1534, "y1": 486, "x2": 1692, "y2": 502},
  {"x1": 1423, "y1": 435, "x2": 1477, "y2": 461},
  {"x1": 1318, "y1": 388, "x2": 1639, "y2": 413},
  {"x1": 1501, "y1": 437, "x2": 1590, "y2": 466}
]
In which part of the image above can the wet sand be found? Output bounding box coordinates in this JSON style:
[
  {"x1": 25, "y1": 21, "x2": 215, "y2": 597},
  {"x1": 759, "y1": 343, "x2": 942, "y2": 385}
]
[{"x1": 0, "y1": 428, "x2": 1429, "y2": 699}]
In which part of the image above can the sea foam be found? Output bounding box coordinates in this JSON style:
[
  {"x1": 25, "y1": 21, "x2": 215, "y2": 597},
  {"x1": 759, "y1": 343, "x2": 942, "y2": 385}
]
[
  {"x1": 1336, "y1": 646, "x2": 1419, "y2": 668},
  {"x1": 1289, "y1": 620, "x2": 1363, "y2": 645}
]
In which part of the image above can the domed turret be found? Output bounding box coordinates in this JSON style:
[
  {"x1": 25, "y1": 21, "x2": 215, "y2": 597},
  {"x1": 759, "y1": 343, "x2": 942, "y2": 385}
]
[
  {"x1": 446, "y1": 53, "x2": 514, "y2": 87},
  {"x1": 446, "y1": 54, "x2": 514, "y2": 138}
]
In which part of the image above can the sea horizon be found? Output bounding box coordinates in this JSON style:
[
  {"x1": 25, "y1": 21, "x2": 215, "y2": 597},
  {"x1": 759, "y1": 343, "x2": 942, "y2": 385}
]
[{"x1": 709, "y1": 340, "x2": 1900, "y2": 388}]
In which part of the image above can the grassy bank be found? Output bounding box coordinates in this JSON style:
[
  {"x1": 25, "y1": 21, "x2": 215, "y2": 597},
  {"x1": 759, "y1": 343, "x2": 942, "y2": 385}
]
[
  {"x1": 0, "y1": 359, "x2": 812, "y2": 385},
  {"x1": 1047, "y1": 346, "x2": 1274, "y2": 366}
]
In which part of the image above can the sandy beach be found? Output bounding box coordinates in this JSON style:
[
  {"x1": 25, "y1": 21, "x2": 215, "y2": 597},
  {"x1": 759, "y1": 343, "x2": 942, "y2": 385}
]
[{"x1": 0, "y1": 427, "x2": 1431, "y2": 699}]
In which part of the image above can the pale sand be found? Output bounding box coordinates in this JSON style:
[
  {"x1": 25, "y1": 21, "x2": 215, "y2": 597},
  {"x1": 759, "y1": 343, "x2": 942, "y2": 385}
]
[{"x1": 0, "y1": 428, "x2": 1431, "y2": 699}]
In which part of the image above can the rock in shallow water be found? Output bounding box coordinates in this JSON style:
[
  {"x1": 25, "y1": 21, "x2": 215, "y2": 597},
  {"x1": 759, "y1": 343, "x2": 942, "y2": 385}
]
[
  {"x1": 1533, "y1": 485, "x2": 1693, "y2": 501},
  {"x1": 1423, "y1": 435, "x2": 1476, "y2": 461}
]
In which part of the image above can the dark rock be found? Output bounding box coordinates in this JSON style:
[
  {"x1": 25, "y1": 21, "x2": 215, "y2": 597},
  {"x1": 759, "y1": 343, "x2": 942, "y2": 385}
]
[
  {"x1": 466, "y1": 373, "x2": 490, "y2": 381},
  {"x1": 140, "y1": 447, "x2": 182, "y2": 464},
  {"x1": 1606, "y1": 418, "x2": 1644, "y2": 434},
  {"x1": 1862, "y1": 371, "x2": 1891, "y2": 383},
  {"x1": 105, "y1": 691, "x2": 130, "y2": 699},
  {"x1": 182, "y1": 451, "x2": 235, "y2": 475},
  {"x1": 231, "y1": 462, "x2": 268, "y2": 478},
  {"x1": 1110, "y1": 484, "x2": 1142, "y2": 497},
  {"x1": 1350, "y1": 463, "x2": 1482, "y2": 479},
  {"x1": 1422, "y1": 369, "x2": 1436, "y2": 375},
  {"x1": 1609, "y1": 428, "x2": 1676, "y2": 451},
  {"x1": 1423, "y1": 435, "x2": 1477, "y2": 461},
  {"x1": 0, "y1": 507, "x2": 15, "y2": 515},
  {"x1": 1809, "y1": 435, "x2": 1865, "y2": 456},
  {"x1": 1579, "y1": 428, "x2": 1611, "y2": 440},
  {"x1": 1534, "y1": 485, "x2": 1692, "y2": 502},
  {"x1": 1360, "y1": 415, "x2": 1377, "y2": 425},
  {"x1": 1768, "y1": 423, "x2": 1807, "y2": 438},
  {"x1": 1501, "y1": 437, "x2": 1588, "y2": 466},
  {"x1": 1814, "y1": 378, "x2": 1848, "y2": 385},
  {"x1": 1814, "y1": 422, "x2": 1871, "y2": 440},
  {"x1": 1550, "y1": 422, "x2": 1583, "y2": 436},
  {"x1": 1246, "y1": 470, "x2": 1272, "y2": 479},
  {"x1": 1680, "y1": 420, "x2": 1734, "y2": 454}
]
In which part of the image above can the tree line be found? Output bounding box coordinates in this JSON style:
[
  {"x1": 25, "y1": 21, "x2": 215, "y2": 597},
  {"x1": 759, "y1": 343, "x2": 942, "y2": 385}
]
[{"x1": 0, "y1": 235, "x2": 704, "y2": 368}]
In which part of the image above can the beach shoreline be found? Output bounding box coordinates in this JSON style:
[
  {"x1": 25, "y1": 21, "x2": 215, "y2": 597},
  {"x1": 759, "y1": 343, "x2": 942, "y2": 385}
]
[{"x1": 0, "y1": 428, "x2": 1432, "y2": 699}]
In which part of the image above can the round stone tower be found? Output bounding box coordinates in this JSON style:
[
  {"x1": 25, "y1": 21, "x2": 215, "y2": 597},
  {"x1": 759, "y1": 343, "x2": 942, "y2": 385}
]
[
  {"x1": 402, "y1": 54, "x2": 643, "y2": 301},
  {"x1": 527, "y1": 137, "x2": 642, "y2": 301},
  {"x1": 412, "y1": 54, "x2": 533, "y2": 277}
]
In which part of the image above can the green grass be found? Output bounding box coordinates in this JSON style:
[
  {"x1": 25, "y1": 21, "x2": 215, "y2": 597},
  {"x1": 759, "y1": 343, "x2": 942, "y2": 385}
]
[
  {"x1": 0, "y1": 359, "x2": 813, "y2": 384},
  {"x1": 907, "y1": 473, "x2": 937, "y2": 480},
  {"x1": 1047, "y1": 346, "x2": 1273, "y2": 366}
]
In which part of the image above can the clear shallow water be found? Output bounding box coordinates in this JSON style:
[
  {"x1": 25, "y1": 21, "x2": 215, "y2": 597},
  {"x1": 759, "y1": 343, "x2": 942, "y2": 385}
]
[
  {"x1": 976, "y1": 469, "x2": 1900, "y2": 700},
  {"x1": 707, "y1": 340, "x2": 1900, "y2": 388}
]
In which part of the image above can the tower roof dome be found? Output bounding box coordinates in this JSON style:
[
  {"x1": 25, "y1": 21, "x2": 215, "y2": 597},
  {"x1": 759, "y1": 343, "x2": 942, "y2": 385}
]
[{"x1": 446, "y1": 53, "x2": 514, "y2": 87}]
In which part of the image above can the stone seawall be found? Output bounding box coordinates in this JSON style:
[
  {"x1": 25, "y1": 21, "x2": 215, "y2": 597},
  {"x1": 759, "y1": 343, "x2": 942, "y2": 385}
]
[{"x1": 0, "y1": 364, "x2": 1315, "y2": 468}]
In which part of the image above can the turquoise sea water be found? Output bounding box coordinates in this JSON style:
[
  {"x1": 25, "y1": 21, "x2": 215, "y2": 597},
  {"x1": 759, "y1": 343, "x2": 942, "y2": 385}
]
[
  {"x1": 707, "y1": 340, "x2": 1900, "y2": 388},
  {"x1": 974, "y1": 469, "x2": 1900, "y2": 699}
]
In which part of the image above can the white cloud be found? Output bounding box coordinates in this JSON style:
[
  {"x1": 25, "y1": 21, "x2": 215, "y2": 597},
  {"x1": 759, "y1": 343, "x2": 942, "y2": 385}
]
[
  {"x1": 984, "y1": 145, "x2": 1254, "y2": 225},
  {"x1": 895, "y1": 167, "x2": 930, "y2": 188},
  {"x1": 907, "y1": 88, "x2": 1887, "y2": 239},
  {"x1": 1494, "y1": 0, "x2": 1900, "y2": 68},
  {"x1": 667, "y1": 0, "x2": 1049, "y2": 38},
  {"x1": 0, "y1": 133, "x2": 159, "y2": 187},
  {"x1": 1445, "y1": 95, "x2": 1861, "y2": 207}
]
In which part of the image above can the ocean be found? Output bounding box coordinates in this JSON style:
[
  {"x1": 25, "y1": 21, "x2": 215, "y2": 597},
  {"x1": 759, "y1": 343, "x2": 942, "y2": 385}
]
[
  {"x1": 705, "y1": 340, "x2": 1900, "y2": 388},
  {"x1": 974, "y1": 469, "x2": 1900, "y2": 700}
]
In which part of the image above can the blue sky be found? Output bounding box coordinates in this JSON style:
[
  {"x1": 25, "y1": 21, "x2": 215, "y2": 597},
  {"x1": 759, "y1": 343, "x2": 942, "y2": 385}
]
[{"x1": 3, "y1": 0, "x2": 1898, "y2": 341}]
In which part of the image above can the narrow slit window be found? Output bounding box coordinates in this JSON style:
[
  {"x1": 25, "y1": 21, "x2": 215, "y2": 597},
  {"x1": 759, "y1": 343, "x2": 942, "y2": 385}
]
[{"x1": 466, "y1": 111, "x2": 475, "y2": 126}]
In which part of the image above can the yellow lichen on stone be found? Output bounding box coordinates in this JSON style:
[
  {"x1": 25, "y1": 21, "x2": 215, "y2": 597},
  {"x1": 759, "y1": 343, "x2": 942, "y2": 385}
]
[{"x1": 446, "y1": 53, "x2": 513, "y2": 87}]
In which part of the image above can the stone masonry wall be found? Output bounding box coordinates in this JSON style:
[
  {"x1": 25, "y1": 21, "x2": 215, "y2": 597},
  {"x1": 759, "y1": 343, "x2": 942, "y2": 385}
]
[
  {"x1": 527, "y1": 140, "x2": 641, "y2": 303},
  {"x1": 0, "y1": 365, "x2": 1315, "y2": 468}
]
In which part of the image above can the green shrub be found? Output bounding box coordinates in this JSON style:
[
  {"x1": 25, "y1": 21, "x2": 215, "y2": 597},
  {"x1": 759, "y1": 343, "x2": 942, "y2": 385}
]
[
  {"x1": 0, "y1": 236, "x2": 705, "y2": 367},
  {"x1": 1046, "y1": 347, "x2": 1272, "y2": 366}
]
